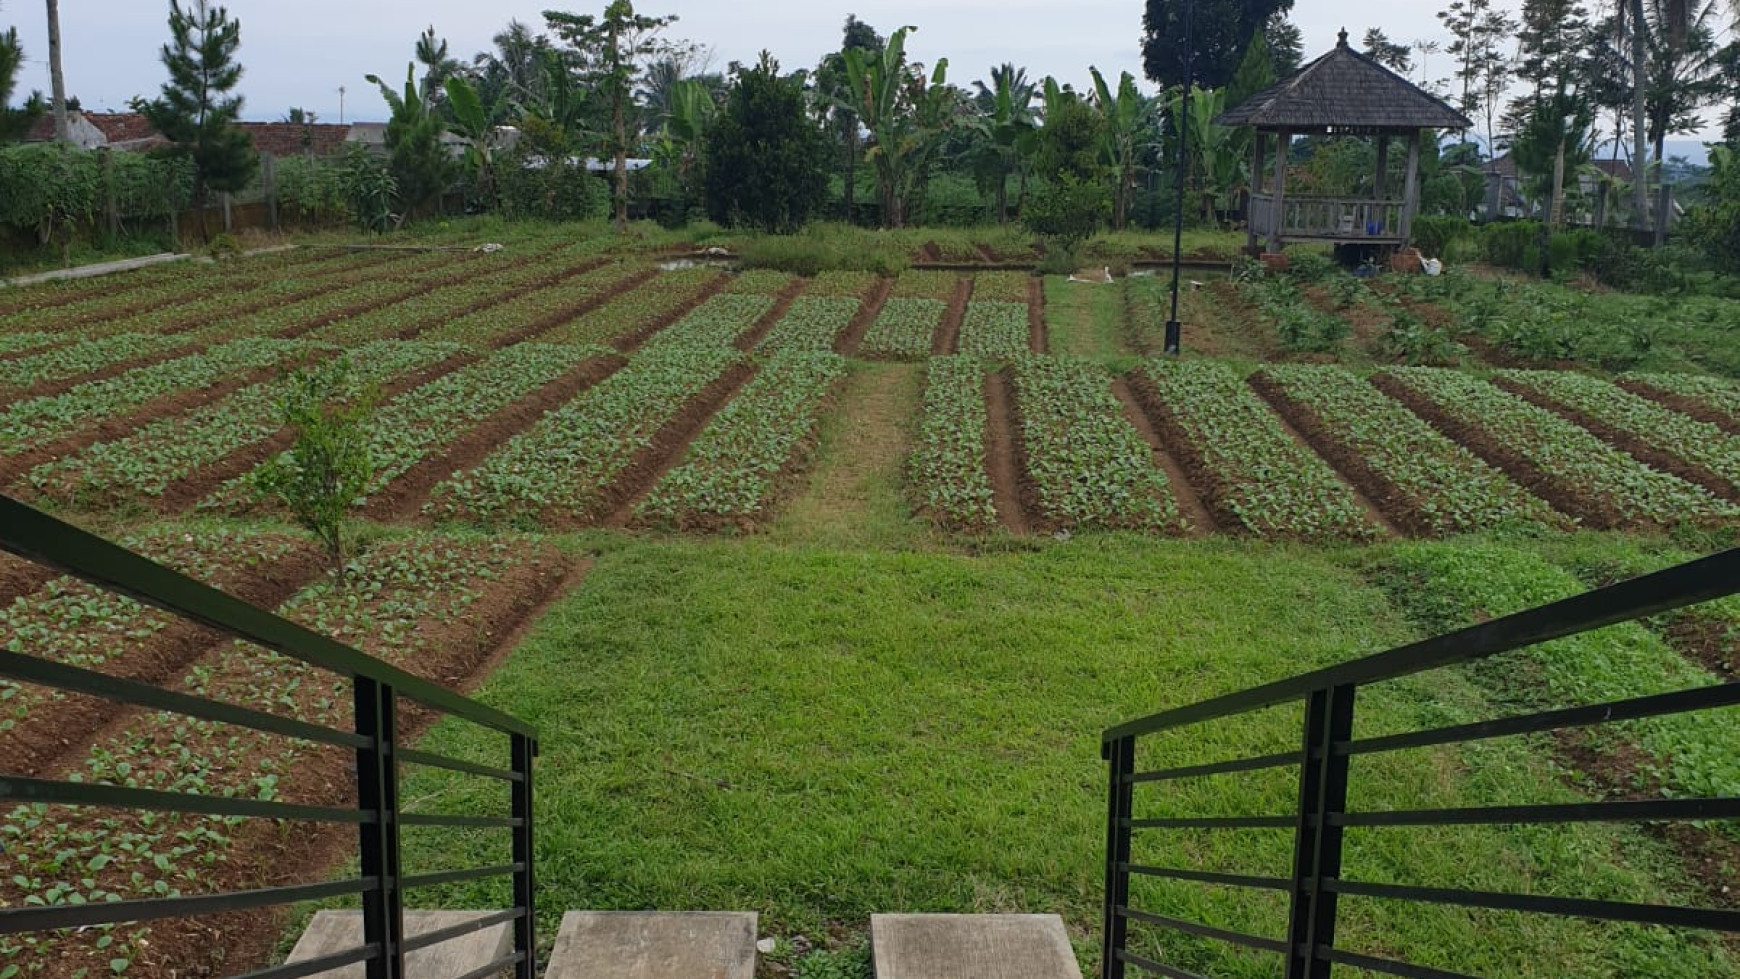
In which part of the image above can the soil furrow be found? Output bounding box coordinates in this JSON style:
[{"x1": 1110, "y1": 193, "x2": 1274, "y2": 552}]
[
  {"x1": 1112, "y1": 377, "x2": 1213, "y2": 537},
  {"x1": 10, "y1": 342, "x2": 211, "y2": 400},
  {"x1": 506, "y1": 266, "x2": 666, "y2": 349},
  {"x1": 1125, "y1": 371, "x2": 1246, "y2": 533},
  {"x1": 834, "y1": 278, "x2": 893, "y2": 356},
  {"x1": 933, "y1": 277, "x2": 972, "y2": 355},
  {"x1": 1370, "y1": 373, "x2": 1630, "y2": 530},
  {"x1": 984, "y1": 368, "x2": 1033, "y2": 534},
  {"x1": 604, "y1": 272, "x2": 729, "y2": 352},
  {"x1": 735, "y1": 279, "x2": 809, "y2": 352},
  {"x1": 598, "y1": 362, "x2": 759, "y2": 527},
  {"x1": 0, "y1": 338, "x2": 70, "y2": 365},
  {"x1": 1492, "y1": 377, "x2": 1740, "y2": 504},
  {"x1": 1616, "y1": 378, "x2": 1740, "y2": 437},
  {"x1": 1027, "y1": 277, "x2": 1048, "y2": 354},
  {"x1": 12, "y1": 544, "x2": 327, "y2": 781},
  {"x1": 367, "y1": 355, "x2": 627, "y2": 521},
  {"x1": 0, "y1": 554, "x2": 55, "y2": 608}
]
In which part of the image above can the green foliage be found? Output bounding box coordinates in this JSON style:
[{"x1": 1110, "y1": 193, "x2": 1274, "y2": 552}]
[
  {"x1": 1022, "y1": 175, "x2": 1108, "y2": 256},
  {"x1": 736, "y1": 223, "x2": 909, "y2": 276},
  {"x1": 0, "y1": 144, "x2": 191, "y2": 251},
  {"x1": 134, "y1": 0, "x2": 257, "y2": 218},
  {"x1": 909, "y1": 355, "x2": 997, "y2": 528},
  {"x1": 1684, "y1": 144, "x2": 1740, "y2": 275},
  {"x1": 340, "y1": 145, "x2": 396, "y2": 234},
  {"x1": 444, "y1": 75, "x2": 496, "y2": 208},
  {"x1": 1479, "y1": 220, "x2": 1545, "y2": 271},
  {"x1": 703, "y1": 55, "x2": 830, "y2": 234},
  {"x1": 1032, "y1": 86, "x2": 1106, "y2": 183},
  {"x1": 1142, "y1": 0, "x2": 1293, "y2": 90},
  {"x1": 494, "y1": 117, "x2": 608, "y2": 223},
  {"x1": 833, "y1": 26, "x2": 955, "y2": 227},
  {"x1": 273, "y1": 155, "x2": 347, "y2": 226},
  {"x1": 1410, "y1": 215, "x2": 1472, "y2": 259},
  {"x1": 0, "y1": 24, "x2": 45, "y2": 142},
  {"x1": 251, "y1": 358, "x2": 378, "y2": 580},
  {"x1": 365, "y1": 62, "x2": 451, "y2": 219}
]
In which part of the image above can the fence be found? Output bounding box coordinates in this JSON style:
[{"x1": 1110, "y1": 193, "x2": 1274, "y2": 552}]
[
  {"x1": 0, "y1": 495, "x2": 538, "y2": 979},
  {"x1": 1099, "y1": 547, "x2": 1740, "y2": 979}
]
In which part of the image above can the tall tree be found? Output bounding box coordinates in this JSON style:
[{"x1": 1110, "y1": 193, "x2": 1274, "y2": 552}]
[
  {"x1": 1438, "y1": 0, "x2": 1517, "y2": 152},
  {"x1": 415, "y1": 26, "x2": 460, "y2": 116},
  {"x1": 1228, "y1": 30, "x2": 1278, "y2": 109},
  {"x1": 364, "y1": 59, "x2": 451, "y2": 219},
  {"x1": 1089, "y1": 67, "x2": 1153, "y2": 230},
  {"x1": 1264, "y1": 13, "x2": 1304, "y2": 74},
  {"x1": 704, "y1": 53, "x2": 830, "y2": 232},
  {"x1": 1361, "y1": 28, "x2": 1413, "y2": 73},
  {"x1": 814, "y1": 15, "x2": 886, "y2": 223},
  {"x1": 546, "y1": 2, "x2": 679, "y2": 233},
  {"x1": 1143, "y1": 0, "x2": 1294, "y2": 90},
  {"x1": 45, "y1": 0, "x2": 66, "y2": 141},
  {"x1": 971, "y1": 63, "x2": 1036, "y2": 224},
  {"x1": 1, "y1": 4, "x2": 45, "y2": 142},
  {"x1": 136, "y1": 0, "x2": 256, "y2": 240},
  {"x1": 1507, "y1": 0, "x2": 1595, "y2": 226},
  {"x1": 834, "y1": 25, "x2": 954, "y2": 227}
]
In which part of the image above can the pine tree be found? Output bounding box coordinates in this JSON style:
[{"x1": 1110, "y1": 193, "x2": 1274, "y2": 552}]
[{"x1": 136, "y1": 0, "x2": 256, "y2": 237}]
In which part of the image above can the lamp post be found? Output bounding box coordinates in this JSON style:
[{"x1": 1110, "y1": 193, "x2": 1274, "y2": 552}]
[{"x1": 1164, "y1": 0, "x2": 1196, "y2": 356}]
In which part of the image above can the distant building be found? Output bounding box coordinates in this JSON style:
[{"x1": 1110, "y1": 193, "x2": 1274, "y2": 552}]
[
  {"x1": 1485, "y1": 151, "x2": 1679, "y2": 228},
  {"x1": 26, "y1": 110, "x2": 363, "y2": 158}
]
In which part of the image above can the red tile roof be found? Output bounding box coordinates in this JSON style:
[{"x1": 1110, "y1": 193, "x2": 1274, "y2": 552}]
[{"x1": 236, "y1": 122, "x2": 351, "y2": 157}]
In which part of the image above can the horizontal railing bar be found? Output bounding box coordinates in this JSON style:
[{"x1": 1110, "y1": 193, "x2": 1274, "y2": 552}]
[
  {"x1": 1114, "y1": 949, "x2": 1209, "y2": 979},
  {"x1": 400, "y1": 863, "x2": 524, "y2": 890},
  {"x1": 0, "y1": 496, "x2": 534, "y2": 738},
  {"x1": 225, "y1": 943, "x2": 380, "y2": 979},
  {"x1": 1104, "y1": 548, "x2": 1740, "y2": 742},
  {"x1": 450, "y1": 951, "x2": 526, "y2": 979},
  {"x1": 1117, "y1": 907, "x2": 1289, "y2": 954},
  {"x1": 0, "y1": 775, "x2": 374, "y2": 824},
  {"x1": 1318, "y1": 946, "x2": 1486, "y2": 979},
  {"x1": 398, "y1": 813, "x2": 522, "y2": 828},
  {"x1": 1126, "y1": 815, "x2": 1297, "y2": 830},
  {"x1": 397, "y1": 747, "x2": 522, "y2": 782},
  {"x1": 1130, "y1": 751, "x2": 1299, "y2": 783},
  {"x1": 1333, "y1": 797, "x2": 1740, "y2": 828},
  {"x1": 0, "y1": 877, "x2": 375, "y2": 934},
  {"x1": 1326, "y1": 879, "x2": 1740, "y2": 932},
  {"x1": 399, "y1": 908, "x2": 523, "y2": 955},
  {"x1": 1339, "y1": 683, "x2": 1740, "y2": 757},
  {"x1": 1122, "y1": 864, "x2": 1292, "y2": 891},
  {"x1": 0, "y1": 648, "x2": 371, "y2": 750}
]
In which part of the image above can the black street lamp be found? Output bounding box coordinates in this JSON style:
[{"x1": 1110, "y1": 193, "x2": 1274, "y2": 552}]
[{"x1": 1164, "y1": 0, "x2": 1196, "y2": 357}]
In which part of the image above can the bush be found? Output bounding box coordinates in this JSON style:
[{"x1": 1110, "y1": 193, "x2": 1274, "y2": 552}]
[
  {"x1": 275, "y1": 155, "x2": 348, "y2": 227},
  {"x1": 1480, "y1": 220, "x2": 1545, "y2": 272},
  {"x1": 1022, "y1": 175, "x2": 1108, "y2": 256},
  {"x1": 495, "y1": 150, "x2": 608, "y2": 224},
  {"x1": 1412, "y1": 215, "x2": 1471, "y2": 259},
  {"x1": 738, "y1": 223, "x2": 910, "y2": 276},
  {"x1": 0, "y1": 143, "x2": 191, "y2": 245},
  {"x1": 703, "y1": 56, "x2": 831, "y2": 234},
  {"x1": 918, "y1": 173, "x2": 988, "y2": 227}
]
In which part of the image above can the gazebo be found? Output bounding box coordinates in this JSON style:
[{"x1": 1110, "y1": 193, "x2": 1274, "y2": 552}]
[{"x1": 1216, "y1": 29, "x2": 1473, "y2": 254}]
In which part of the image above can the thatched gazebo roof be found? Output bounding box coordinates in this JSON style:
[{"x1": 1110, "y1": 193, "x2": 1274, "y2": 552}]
[{"x1": 1215, "y1": 29, "x2": 1472, "y2": 134}]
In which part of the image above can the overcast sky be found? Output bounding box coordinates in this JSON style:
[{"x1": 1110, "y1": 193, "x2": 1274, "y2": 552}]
[{"x1": 4, "y1": 0, "x2": 1722, "y2": 151}]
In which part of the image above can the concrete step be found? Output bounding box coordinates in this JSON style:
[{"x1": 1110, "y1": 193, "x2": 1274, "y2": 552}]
[
  {"x1": 871, "y1": 914, "x2": 1083, "y2": 979},
  {"x1": 545, "y1": 911, "x2": 759, "y2": 979},
  {"x1": 284, "y1": 909, "x2": 514, "y2": 978}
]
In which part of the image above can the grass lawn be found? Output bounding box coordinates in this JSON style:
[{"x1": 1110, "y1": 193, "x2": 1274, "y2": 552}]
[{"x1": 397, "y1": 533, "x2": 1736, "y2": 978}]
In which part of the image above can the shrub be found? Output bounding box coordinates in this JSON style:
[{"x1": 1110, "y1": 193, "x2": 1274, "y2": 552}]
[
  {"x1": 1022, "y1": 175, "x2": 1107, "y2": 256},
  {"x1": 252, "y1": 358, "x2": 377, "y2": 581},
  {"x1": 1411, "y1": 215, "x2": 1471, "y2": 259},
  {"x1": 274, "y1": 155, "x2": 348, "y2": 227}
]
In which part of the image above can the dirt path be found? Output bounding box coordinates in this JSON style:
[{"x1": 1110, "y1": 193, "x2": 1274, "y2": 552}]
[
  {"x1": 932, "y1": 277, "x2": 972, "y2": 355},
  {"x1": 773, "y1": 361, "x2": 921, "y2": 547},
  {"x1": 985, "y1": 368, "x2": 1032, "y2": 534},
  {"x1": 1112, "y1": 378, "x2": 1213, "y2": 537},
  {"x1": 735, "y1": 279, "x2": 809, "y2": 351},
  {"x1": 835, "y1": 278, "x2": 893, "y2": 356},
  {"x1": 1027, "y1": 277, "x2": 1049, "y2": 354}
]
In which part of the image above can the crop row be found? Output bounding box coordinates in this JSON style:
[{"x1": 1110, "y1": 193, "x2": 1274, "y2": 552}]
[
  {"x1": 806, "y1": 270, "x2": 881, "y2": 297},
  {"x1": 889, "y1": 270, "x2": 960, "y2": 301},
  {"x1": 1012, "y1": 356, "x2": 1177, "y2": 531},
  {"x1": 0, "y1": 534, "x2": 559, "y2": 973},
  {"x1": 859, "y1": 298, "x2": 944, "y2": 360},
  {"x1": 1624, "y1": 372, "x2": 1740, "y2": 427},
  {"x1": 636, "y1": 352, "x2": 846, "y2": 528},
  {"x1": 1136, "y1": 360, "x2": 1375, "y2": 540},
  {"x1": 1254, "y1": 365, "x2": 1554, "y2": 535},
  {"x1": 427, "y1": 345, "x2": 744, "y2": 524},
  {"x1": 0, "y1": 338, "x2": 316, "y2": 457},
  {"x1": 1379, "y1": 367, "x2": 1737, "y2": 527},
  {"x1": 722, "y1": 269, "x2": 797, "y2": 295},
  {"x1": 1497, "y1": 369, "x2": 1740, "y2": 497},
  {"x1": 970, "y1": 272, "x2": 1031, "y2": 303},
  {"x1": 1234, "y1": 270, "x2": 1350, "y2": 353},
  {"x1": 754, "y1": 297, "x2": 862, "y2": 354},
  {"x1": 0, "y1": 332, "x2": 60, "y2": 357},
  {"x1": 0, "y1": 334, "x2": 187, "y2": 393},
  {"x1": 641, "y1": 294, "x2": 776, "y2": 350},
  {"x1": 957, "y1": 302, "x2": 1031, "y2": 360},
  {"x1": 417, "y1": 260, "x2": 650, "y2": 346},
  {"x1": 539, "y1": 267, "x2": 721, "y2": 346},
  {"x1": 24, "y1": 341, "x2": 465, "y2": 509},
  {"x1": 908, "y1": 356, "x2": 997, "y2": 530}
]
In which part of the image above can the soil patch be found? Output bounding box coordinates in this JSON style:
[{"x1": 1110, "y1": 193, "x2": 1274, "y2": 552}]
[
  {"x1": 918, "y1": 243, "x2": 942, "y2": 263},
  {"x1": 1370, "y1": 373, "x2": 1630, "y2": 531},
  {"x1": 605, "y1": 272, "x2": 727, "y2": 352},
  {"x1": 1302, "y1": 286, "x2": 1388, "y2": 359},
  {"x1": 835, "y1": 279, "x2": 893, "y2": 356},
  {"x1": 1027, "y1": 277, "x2": 1048, "y2": 354},
  {"x1": 0, "y1": 552, "x2": 55, "y2": 607},
  {"x1": 1111, "y1": 377, "x2": 1213, "y2": 537},
  {"x1": 933, "y1": 278, "x2": 972, "y2": 355},
  {"x1": 369, "y1": 354, "x2": 627, "y2": 522},
  {"x1": 1617, "y1": 379, "x2": 1740, "y2": 437},
  {"x1": 1263, "y1": 404, "x2": 1395, "y2": 536},
  {"x1": 735, "y1": 279, "x2": 809, "y2": 352},
  {"x1": 984, "y1": 368, "x2": 1033, "y2": 534},
  {"x1": 597, "y1": 362, "x2": 758, "y2": 527},
  {"x1": 975, "y1": 244, "x2": 998, "y2": 264},
  {"x1": 1125, "y1": 371, "x2": 1247, "y2": 533}
]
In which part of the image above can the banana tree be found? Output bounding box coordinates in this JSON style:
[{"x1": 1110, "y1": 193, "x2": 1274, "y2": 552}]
[
  {"x1": 1089, "y1": 67, "x2": 1153, "y2": 230},
  {"x1": 973, "y1": 64, "x2": 1036, "y2": 224},
  {"x1": 445, "y1": 76, "x2": 496, "y2": 207},
  {"x1": 1173, "y1": 86, "x2": 1243, "y2": 226},
  {"x1": 838, "y1": 26, "x2": 953, "y2": 227}
]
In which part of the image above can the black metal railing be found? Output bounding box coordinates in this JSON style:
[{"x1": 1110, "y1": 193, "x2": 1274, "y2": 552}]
[
  {"x1": 1100, "y1": 547, "x2": 1740, "y2": 979},
  {"x1": 0, "y1": 496, "x2": 538, "y2": 979}
]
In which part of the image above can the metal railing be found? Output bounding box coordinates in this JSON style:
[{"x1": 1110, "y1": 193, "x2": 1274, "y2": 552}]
[
  {"x1": 1100, "y1": 547, "x2": 1740, "y2": 979},
  {"x1": 0, "y1": 496, "x2": 538, "y2": 979}
]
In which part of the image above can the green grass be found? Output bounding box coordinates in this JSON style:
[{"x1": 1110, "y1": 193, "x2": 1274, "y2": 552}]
[{"x1": 1043, "y1": 276, "x2": 1127, "y2": 358}]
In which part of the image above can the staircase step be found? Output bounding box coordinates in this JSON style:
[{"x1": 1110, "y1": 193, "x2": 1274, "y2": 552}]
[
  {"x1": 545, "y1": 911, "x2": 759, "y2": 979},
  {"x1": 870, "y1": 914, "x2": 1083, "y2": 979},
  {"x1": 284, "y1": 909, "x2": 514, "y2": 978}
]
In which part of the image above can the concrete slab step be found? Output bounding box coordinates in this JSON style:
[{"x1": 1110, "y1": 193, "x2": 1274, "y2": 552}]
[
  {"x1": 284, "y1": 909, "x2": 514, "y2": 979},
  {"x1": 871, "y1": 914, "x2": 1083, "y2": 979},
  {"x1": 546, "y1": 911, "x2": 759, "y2": 979}
]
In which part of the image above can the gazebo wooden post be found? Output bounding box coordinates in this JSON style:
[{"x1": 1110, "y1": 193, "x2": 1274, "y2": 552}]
[
  {"x1": 1400, "y1": 130, "x2": 1421, "y2": 244},
  {"x1": 1268, "y1": 130, "x2": 1289, "y2": 253},
  {"x1": 1249, "y1": 132, "x2": 1266, "y2": 253},
  {"x1": 1374, "y1": 134, "x2": 1389, "y2": 198}
]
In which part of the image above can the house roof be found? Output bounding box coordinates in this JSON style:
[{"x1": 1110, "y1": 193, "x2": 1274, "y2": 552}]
[
  {"x1": 25, "y1": 111, "x2": 166, "y2": 148},
  {"x1": 236, "y1": 122, "x2": 350, "y2": 157},
  {"x1": 1216, "y1": 30, "x2": 1473, "y2": 133}
]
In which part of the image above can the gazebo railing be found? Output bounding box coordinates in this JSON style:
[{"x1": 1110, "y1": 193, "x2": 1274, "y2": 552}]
[{"x1": 1251, "y1": 194, "x2": 1405, "y2": 241}]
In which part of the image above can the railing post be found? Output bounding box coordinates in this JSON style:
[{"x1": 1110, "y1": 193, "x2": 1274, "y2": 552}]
[
  {"x1": 511, "y1": 734, "x2": 538, "y2": 979},
  {"x1": 1284, "y1": 685, "x2": 1355, "y2": 979},
  {"x1": 355, "y1": 677, "x2": 405, "y2": 979},
  {"x1": 1101, "y1": 735, "x2": 1135, "y2": 979}
]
